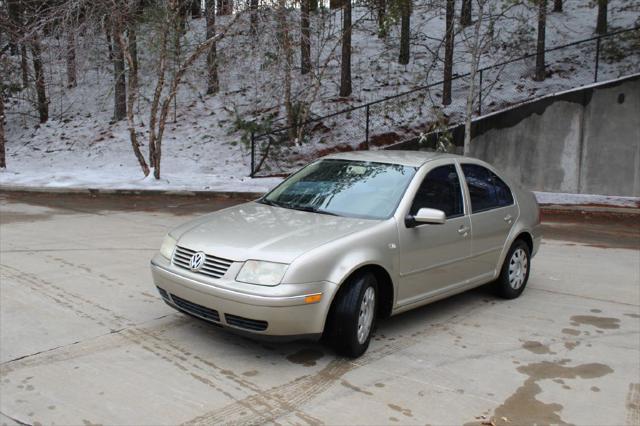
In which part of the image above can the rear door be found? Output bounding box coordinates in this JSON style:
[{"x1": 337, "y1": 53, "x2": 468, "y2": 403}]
[{"x1": 460, "y1": 163, "x2": 519, "y2": 280}]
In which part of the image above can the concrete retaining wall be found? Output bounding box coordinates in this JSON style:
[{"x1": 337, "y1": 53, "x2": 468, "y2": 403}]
[{"x1": 391, "y1": 74, "x2": 640, "y2": 197}]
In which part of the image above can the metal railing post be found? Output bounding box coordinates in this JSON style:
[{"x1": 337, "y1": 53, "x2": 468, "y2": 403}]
[
  {"x1": 594, "y1": 36, "x2": 601, "y2": 83},
  {"x1": 478, "y1": 69, "x2": 483, "y2": 116},
  {"x1": 365, "y1": 104, "x2": 370, "y2": 150},
  {"x1": 250, "y1": 132, "x2": 255, "y2": 178}
]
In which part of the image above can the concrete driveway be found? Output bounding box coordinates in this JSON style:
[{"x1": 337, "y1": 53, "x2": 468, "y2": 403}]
[{"x1": 1, "y1": 192, "x2": 639, "y2": 426}]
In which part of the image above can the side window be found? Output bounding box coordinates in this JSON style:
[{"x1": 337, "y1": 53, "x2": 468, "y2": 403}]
[
  {"x1": 410, "y1": 165, "x2": 463, "y2": 218},
  {"x1": 492, "y1": 174, "x2": 514, "y2": 207},
  {"x1": 461, "y1": 164, "x2": 513, "y2": 212}
]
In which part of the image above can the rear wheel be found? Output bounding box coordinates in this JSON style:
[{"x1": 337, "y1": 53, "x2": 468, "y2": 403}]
[
  {"x1": 495, "y1": 240, "x2": 531, "y2": 299},
  {"x1": 328, "y1": 272, "x2": 378, "y2": 358}
]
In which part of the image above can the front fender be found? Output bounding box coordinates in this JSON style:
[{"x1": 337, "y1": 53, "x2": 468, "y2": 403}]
[{"x1": 282, "y1": 219, "x2": 399, "y2": 290}]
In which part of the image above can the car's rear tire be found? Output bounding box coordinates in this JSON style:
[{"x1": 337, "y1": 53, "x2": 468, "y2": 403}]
[
  {"x1": 328, "y1": 272, "x2": 378, "y2": 358},
  {"x1": 495, "y1": 239, "x2": 531, "y2": 299}
]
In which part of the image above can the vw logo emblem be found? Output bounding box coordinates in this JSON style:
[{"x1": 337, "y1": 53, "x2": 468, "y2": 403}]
[{"x1": 189, "y1": 252, "x2": 206, "y2": 271}]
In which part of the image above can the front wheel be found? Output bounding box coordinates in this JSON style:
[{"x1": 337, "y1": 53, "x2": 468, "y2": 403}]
[
  {"x1": 328, "y1": 272, "x2": 378, "y2": 358},
  {"x1": 495, "y1": 240, "x2": 531, "y2": 299}
]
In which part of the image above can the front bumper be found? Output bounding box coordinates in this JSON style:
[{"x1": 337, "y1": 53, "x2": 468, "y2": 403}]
[{"x1": 150, "y1": 255, "x2": 337, "y2": 337}]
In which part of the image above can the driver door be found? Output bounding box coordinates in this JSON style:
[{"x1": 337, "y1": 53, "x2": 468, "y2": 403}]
[{"x1": 397, "y1": 163, "x2": 474, "y2": 307}]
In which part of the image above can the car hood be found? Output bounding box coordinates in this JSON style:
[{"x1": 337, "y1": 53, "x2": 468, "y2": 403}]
[{"x1": 173, "y1": 202, "x2": 378, "y2": 264}]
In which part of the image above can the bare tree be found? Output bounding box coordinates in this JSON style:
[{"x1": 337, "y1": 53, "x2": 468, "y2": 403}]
[
  {"x1": 398, "y1": 0, "x2": 411, "y2": 65},
  {"x1": 339, "y1": 0, "x2": 352, "y2": 97},
  {"x1": 191, "y1": 0, "x2": 201, "y2": 18},
  {"x1": 31, "y1": 35, "x2": 48, "y2": 123},
  {"x1": 217, "y1": 0, "x2": 232, "y2": 15},
  {"x1": 111, "y1": 18, "x2": 127, "y2": 121},
  {"x1": 462, "y1": 0, "x2": 487, "y2": 156},
  {"x1": 112, "y1": 0, "x2": 242, "y2": 178},
  {"x1": 301, "y1": 0, "x2": 311, "y2": 75},
  {"x1": 205, "y1": 0, "x2": 218, "y2": 94},
  {"x1": 534, "y1": 0, "x2": 546, "y2": 81},
  {"x1": 250, "y1": 0, "x2": 258, "y2": 34},
  {"x1": 377, "y1": 0, "x2": 386, "y2": 38},
  {"x1": 442, "y1": 0, "x2": 455, "y2": 105},
  {"x1": 0, "y1": 87, "x2": 5, "y2": 168},
  {"x1": 596, "y1": 0, "x2": 607, "y2": 34},
  {"x1": 553, "y1": 0, "x2": 562, "y2": 12},
  {"x1": 460, "y1": 0, "x2": 472, "y2": 27},
  {"x1": 66, "y1": 29, "x2": 77, "y2": 87}
]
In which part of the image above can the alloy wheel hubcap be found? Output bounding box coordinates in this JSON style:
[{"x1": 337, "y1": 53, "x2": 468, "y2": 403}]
[
  {"x1": 357, "y1": 286, "x2": 376, "y2": 344},
  {"x1": 508, "y1": 248, "x2": 528, "y2": 290}
]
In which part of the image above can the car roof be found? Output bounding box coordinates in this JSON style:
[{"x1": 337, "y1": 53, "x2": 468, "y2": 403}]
[{"x1": 322, "y1": 150, "x2": 461, "y2": 168}]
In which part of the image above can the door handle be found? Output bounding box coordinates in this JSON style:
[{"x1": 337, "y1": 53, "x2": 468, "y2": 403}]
[
  {"x1": 504, "y1": 214, "x2": 513, "y2": 224},
  {"x1": 458, "y1": 226, "x2": 470, "y2": 236}
]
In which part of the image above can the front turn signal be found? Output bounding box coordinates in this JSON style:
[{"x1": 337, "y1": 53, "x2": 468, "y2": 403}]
[{"x1": 304, "y1": 293, "x2": 323, "y2": 304}]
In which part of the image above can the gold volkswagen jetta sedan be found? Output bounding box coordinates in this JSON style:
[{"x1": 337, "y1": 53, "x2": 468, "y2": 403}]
[{"x1": 151, "y1": 151, "x2": 541, "y2": 357}]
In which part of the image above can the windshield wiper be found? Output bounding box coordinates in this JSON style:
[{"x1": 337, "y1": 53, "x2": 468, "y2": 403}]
[
  {"x1": 289, "y1": 205, "x2": 339, "y2": 216},
  {"x1": 260, "y1": 199, "x2": 338, "y2": 216}
]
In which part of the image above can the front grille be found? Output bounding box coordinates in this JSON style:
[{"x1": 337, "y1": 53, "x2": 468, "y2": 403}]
[
  {"x1": 172, "y1": 245, "x2": 233, "y2": 279},
  {"x1": 170, "y1": 293, "x2": 220, "y2": 323},
  {"x1": 225, "y1": 314, "x2": 268, "y2": 331}
]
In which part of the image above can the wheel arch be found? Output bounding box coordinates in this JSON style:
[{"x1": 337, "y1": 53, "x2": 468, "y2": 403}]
[{"x1": 327, "y1": 263, "x2": 395, "y2": 323}]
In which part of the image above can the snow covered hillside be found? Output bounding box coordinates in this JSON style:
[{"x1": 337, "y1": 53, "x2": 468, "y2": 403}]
[{"x1": 1, "y1": 0, "x2": 639, "y2": 192}]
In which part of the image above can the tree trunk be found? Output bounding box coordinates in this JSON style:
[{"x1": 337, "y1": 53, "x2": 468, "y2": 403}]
[
  {"x1": 191, "y1": 0, "x2": 201, "y2": 17},
  {"x1": 534, "y1": 0, "x2": 546, "y2": 81},
  {"x1": 301, "y1": 0, "x2": 311, "y2": 75},
  {"x1": 463, "y1": 0, "x2": 485, "y2": 156},
  {"x1": 310, "y1": 0, "x2": 318, "y2": 12},
  {"x1": 330, "y1": 0, "x2": 344, "y2": 9},
  {"x1": 553, "y1": 0, "x2": 562, "y2": 12},
  {"x1": 115, "y1": 31, "x2": 150, "y2": 176},
  {"x1": 7, "y1": 0, "x2": 21, "y2": 56},
  {"x1": 0, "y1": 88, "x2": 5, "y2": 168},
  {"x1": 20, "y1": 45, "x2": 29, "y2": 89},
  {"x1": 339, "y1": 0, "x2": 352, "y2": 97},
  {"x1": 277, "y1": 0, "x2": 295, "y2": 140},
  {"x1": 205, "y1": 0, "x2": 219, "y2": 94},
  {"x1": 217, "y1": 0, "x2": 232, "y2": 15},
  {"x1": 250, "y1": 0, "x2": 258, "y2": 34},
  {"x1": 112, "y1": 22, "x2": 127, "y2": 121},
  {"x1": 31, "y1": 37, "x2": 48, "y2": 123},
  {"x1": 460, "y1": 0, "x2": 472, "y2": 27},
  {"x1": 66, "y1": 30, "x2": 77, "y2": 88},
  {"x1": 128, "y1": 28, "x2": 139, "y2": 79},
  {"x1": 377, "y1": 0, "x2": 386, "y2": 38},
  {"x1": 596, "y1": 0, "x2": 607, "y2": 34},
  {"x1": 398, "y1": 0, "x2": 411, "y2": 65},
  {"x1": 442, "y1": 0, "x2": 455, "y2": 105}
]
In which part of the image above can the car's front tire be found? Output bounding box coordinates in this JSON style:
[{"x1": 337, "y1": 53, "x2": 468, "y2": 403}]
[
  {"x1": 328, "y1": 272, "x2": 378, "y2": 358},
  {"x1": 495, "y1": 239, "x2": 531, "y2": 299}
]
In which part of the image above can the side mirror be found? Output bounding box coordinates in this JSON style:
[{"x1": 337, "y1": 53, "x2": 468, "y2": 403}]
[{"x1": 405, "y1": 208, "x2": 446, "y2": 227}]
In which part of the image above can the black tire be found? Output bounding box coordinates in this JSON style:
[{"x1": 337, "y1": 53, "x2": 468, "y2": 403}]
[
  {"x1": 495, "y1": 239, "x2": 531, "y2": 299},
  {"x1": 327, "y1": 272, "x2": 378, "y2": 358}
]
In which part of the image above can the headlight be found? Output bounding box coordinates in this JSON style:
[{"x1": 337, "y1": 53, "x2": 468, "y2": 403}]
[
  {"x1": 159, "y1": 235, "x2": 177, "y2": 259},
  {"x1": 236, "y1": 260, "x2": 288, "y2": 286}
]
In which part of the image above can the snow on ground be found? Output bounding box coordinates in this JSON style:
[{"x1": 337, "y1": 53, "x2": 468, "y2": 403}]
[
  {"x1": 534, "y1": 192, "x2": 640, "y2": 208},
  {"x1": 1, "y1": 0, "x2": 639, "y2": 199}
]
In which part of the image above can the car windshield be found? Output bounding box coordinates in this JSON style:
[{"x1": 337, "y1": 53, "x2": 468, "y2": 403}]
[{"x1": 260, "y1": 159, "x2": 417, "y2": 220}]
